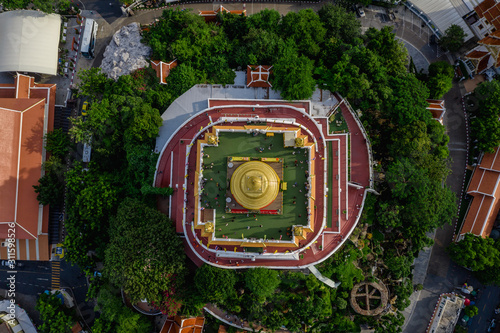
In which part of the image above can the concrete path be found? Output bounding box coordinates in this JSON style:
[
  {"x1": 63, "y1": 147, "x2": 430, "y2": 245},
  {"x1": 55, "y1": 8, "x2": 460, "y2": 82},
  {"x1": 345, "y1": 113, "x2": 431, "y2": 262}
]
[{"x1": 309, "y1": 265, "x2": 341, "y2": 288}]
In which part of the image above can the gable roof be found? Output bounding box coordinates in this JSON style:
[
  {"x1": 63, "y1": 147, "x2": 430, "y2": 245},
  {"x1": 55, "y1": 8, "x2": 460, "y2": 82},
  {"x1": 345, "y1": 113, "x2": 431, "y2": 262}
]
[
  {"x1": 461, "y1": 147, "x2": 500, "y2": 238},
  {"x1": 160, "y1": 316, "x2": 205, "y2": 333},
  {"x1": 0, "y1": 74, "x2": 55, "y2": 242},
  {"x1": 246, "y1": 65, "x2": 272, "y2": 88},
  {"x1": 151, "y1": 60, "x2": 178, "y2": 85},
  {"x1": 426, "y1": 99, "x2": 446, "y2": 123},
  {"x1": 199, "y1": 5, "x2": 246, "y2": 22},
  {"x1": 475, "y1": 0, "x2": 500, "y2": 31},
  {"x1": 0, "y1": 10, "x2": 61, "y2": 75}
]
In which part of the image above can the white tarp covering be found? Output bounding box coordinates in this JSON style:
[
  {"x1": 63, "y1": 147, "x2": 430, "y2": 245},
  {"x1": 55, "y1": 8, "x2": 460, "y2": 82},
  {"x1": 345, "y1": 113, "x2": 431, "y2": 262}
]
[
  {"x1": 0, "y1": 10, "x2": 61, "y2": 75},
  {"x1": 409, "y1": 0, "x2": 474, "y2": 41}
]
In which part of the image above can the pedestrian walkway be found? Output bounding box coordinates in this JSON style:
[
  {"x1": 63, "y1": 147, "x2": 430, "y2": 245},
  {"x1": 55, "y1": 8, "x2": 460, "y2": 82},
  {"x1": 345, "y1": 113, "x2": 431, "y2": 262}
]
[
  {"x1": 51, "y1": 261, "x2": 61, "y2": 290},
  {"x1": 308, "y1": 265, "x2": 340, "y2": 288}
]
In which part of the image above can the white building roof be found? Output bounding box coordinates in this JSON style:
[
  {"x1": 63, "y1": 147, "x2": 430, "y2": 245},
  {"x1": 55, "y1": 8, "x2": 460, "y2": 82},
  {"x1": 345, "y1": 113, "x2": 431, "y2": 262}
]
[
  {"x1": 0, "y1": 10, "x2": 61, "y2": 75},
  {"x1": 409, "y1": 0, "x2": 474, "y2": 41}
]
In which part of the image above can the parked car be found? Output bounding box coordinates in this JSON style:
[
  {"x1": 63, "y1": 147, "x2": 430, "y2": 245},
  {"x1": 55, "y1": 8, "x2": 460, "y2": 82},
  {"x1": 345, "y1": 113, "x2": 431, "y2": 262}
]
[
  {"x1": 357, "y1": 6, "x2": 366, "y2": 17},
  {"x1": 82, "y1": 101, "x2": 89, "y2": 116},
  {"x1": 1, "y1": 260, "x2": 23, "y2": 268},
  {"x1": 488, "y1": 319, "x2": 497, "y2": 332}
]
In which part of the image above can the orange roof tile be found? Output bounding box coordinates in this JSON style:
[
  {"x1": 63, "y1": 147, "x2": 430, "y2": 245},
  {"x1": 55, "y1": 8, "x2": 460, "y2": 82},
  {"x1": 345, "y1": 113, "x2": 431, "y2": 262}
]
[
  {"x1": 475, "y1": 0, "x2": 500, "y2": 30},
  {"x1": 0, "y1": 74, "x2": 54, "y2": 251},
  {"x1": 465, "y1": 50, "x2": 489, "y2": 59},
  {"x1": 151, "y1": 60, "x2": 178, "y2": 85},
  {"x1": 461, "y1": 147, "x2": 500, "y2": 238},
  {"x1": 426, "y1": 99, "x2": 445, "y2": 121},
  {"x1": 477, "y1": 53, "x2": 491, "y2": 73},
  {"x1": 199, "y1": 6, "x2": 246, "y2": 22},
  {"x1": 479, "y1": 36, "x2": 500, "y2": 46},
  {"x1": 160, "y1": 316, "x2": 205, "y2": 333},
  {"x1": 247, "y1": 65, "x2": 273, "y2": 88}
]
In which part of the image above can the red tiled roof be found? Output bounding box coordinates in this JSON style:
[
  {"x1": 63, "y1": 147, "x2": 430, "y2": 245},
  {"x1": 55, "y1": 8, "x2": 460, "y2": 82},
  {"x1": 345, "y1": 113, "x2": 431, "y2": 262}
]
[
  {"x1": 477, "y1": 53, "x2": 491, "y2": 73},
  {"x1": 426, "y1": 99, "x2": 445, "y2": 122},
  {"x1": 151, "y1": 60, "x2": 178, "y2": 85},
  {"x1": 461, "y1": 147, "x2": 500, "y2": 238},
  {"x1": 199, "y1": 6, "x2": 246, "y2": 22},
  {"x1": 0, "y1": 74, "x2": 54, "y2": 260},
  {"x1": 465, "y1": 50, "x2": 489, "y2": 59},
  {"x1": 475, "y1": 0, "x2": 500, "y2": 30},
  {"x1": 246, "y1": 65, "x2": 272, "y2": 88},
  {"x1": 160, "y1": 316, "x2": 205, "y2": 333},
  {"x1": 479, "y1": 35, "x2": 500, "y2": 46}
]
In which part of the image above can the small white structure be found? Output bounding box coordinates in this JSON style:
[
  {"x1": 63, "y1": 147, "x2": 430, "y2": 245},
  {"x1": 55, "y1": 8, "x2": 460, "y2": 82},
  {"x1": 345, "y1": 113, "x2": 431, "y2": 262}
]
[{"x1": 0, "y1": 300, "x2": 37, "y2": 333}]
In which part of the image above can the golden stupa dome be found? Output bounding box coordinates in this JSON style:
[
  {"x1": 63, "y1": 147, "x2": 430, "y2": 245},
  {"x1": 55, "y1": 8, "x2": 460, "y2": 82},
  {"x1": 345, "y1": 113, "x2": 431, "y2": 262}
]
[{"x1": 230, "y1": 161, "x2": 280, "y2": 210}]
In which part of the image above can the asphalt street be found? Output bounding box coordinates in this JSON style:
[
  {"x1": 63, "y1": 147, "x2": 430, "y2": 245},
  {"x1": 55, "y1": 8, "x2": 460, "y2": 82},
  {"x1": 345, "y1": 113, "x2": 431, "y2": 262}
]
[
  {"x1": 0, "y1": 260, "x2": 95, "y2": 327},
  {"x1": 77, "y1": 0, "x2": 124, "y2": 23}
]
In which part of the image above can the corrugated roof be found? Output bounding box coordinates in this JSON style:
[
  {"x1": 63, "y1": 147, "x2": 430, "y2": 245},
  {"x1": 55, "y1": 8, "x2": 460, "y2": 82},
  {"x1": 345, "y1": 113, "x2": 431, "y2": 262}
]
[
  {"x1": 0, "y1": 10, "x2": 61, "y2": 75},
  {"x1": 410, "y1": 0, "x2": 474, "y2": 40}
]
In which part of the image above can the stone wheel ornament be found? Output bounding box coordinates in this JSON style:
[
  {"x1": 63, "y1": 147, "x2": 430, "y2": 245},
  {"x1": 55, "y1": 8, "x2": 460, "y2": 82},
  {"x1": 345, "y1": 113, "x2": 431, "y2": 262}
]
[{"x1": 349, "y1": 280, "x2": 389, "y2": 316}]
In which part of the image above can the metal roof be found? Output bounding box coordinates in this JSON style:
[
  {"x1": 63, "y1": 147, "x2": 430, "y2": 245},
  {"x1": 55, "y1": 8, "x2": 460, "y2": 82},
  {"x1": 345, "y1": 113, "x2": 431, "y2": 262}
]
[
  {"x1": 0, "y1": 10, "x2": 61, "y2": 75},
  {"x1": 409, "y1": 0, "x2": 474, "y2": 41}
]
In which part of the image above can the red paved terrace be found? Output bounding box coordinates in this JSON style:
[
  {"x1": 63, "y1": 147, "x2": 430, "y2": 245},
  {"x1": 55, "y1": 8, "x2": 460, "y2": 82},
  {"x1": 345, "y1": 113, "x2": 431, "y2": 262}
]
[{"x1": 155, "y1": 92, "x2": 373, "y2": 269}]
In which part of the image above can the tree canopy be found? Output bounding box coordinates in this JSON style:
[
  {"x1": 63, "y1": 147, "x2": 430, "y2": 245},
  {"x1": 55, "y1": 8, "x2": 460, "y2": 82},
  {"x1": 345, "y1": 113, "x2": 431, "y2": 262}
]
[
  {"x1": 468, "y1": 80, "x2": 500, "y2": 153},
  {"x1": 244, "y1": 267, "x2": 280, "y2": 300},
  {"x1": 36, "y1": 292, "x2": 74, "y2": 333},
  {"x1": 438, "y1": 24, "x2": 467, "y2": 52},
  {"x1": 104, "y1": 198, "x2": 187, "y2": 314}
]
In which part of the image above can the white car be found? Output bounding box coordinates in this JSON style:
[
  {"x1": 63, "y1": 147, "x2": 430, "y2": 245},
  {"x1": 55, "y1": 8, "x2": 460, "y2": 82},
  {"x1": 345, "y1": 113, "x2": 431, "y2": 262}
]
[
  {"x1": 357, "y1": 7, "x2": 366, "y2": 17},
  {"x1": 488, "y1": 319, "x2": 496, "y2": 332}
]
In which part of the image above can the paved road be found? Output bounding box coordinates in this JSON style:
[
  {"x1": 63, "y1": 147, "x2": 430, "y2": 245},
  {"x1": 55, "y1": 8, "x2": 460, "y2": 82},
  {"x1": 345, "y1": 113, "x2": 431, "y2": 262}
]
[
  {"x1": 79, "y1": 0, "x2": 124, "y2": 24},
  {"x1": 469, "y1": 286, "x2": 500, "y2": 333},
  {"x1": 0, "y1": 260, "x2": 94, "y2": 327}
]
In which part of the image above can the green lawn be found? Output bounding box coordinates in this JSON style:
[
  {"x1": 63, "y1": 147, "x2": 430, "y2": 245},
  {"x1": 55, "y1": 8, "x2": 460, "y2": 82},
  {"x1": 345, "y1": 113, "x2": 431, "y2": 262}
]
[
  {"x1": 327, "y1": 141, "x2": 333, "y2": 228},
  {"x1": 329, "y1": 111, "x2": 349, "y2": 133},
  {"x1": 201, "y1": 132, "x2": 309, "y2": 240}
]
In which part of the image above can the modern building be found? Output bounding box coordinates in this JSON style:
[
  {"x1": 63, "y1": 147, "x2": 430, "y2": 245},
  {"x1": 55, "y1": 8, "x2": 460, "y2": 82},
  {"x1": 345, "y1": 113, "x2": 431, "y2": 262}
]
[
  {"x1": 407, "y1": 0, "x2": 474, "y2": 40},
  {"x1": 160, "y1": 316, "x2": 205, "y2": 333},
  {"x1": 458, "y1": 147, "x2": 500, "y2": 239},
  {"x1": 0, "y1": 10, "x2": 61, "y2": 75},
  {"x1": 0, "y1": 74, "x2": 56, "y2": 260},
  {"x1": 154, "y1": 81, "x2": 373, "y2": 268},
  {"x1": 151, "y1": 60, "x2": 178, "y2": 85}
]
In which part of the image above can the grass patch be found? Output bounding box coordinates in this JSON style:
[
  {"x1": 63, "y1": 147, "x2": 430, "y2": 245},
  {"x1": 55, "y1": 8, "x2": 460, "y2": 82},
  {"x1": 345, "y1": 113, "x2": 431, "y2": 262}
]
[
  {"x1": 329, "y1": 111, "x2": 349, "y2": 133},
  {"x1": 202, "y1": 132, "x2": 309, "y2": 240},
  {"x1": 360, "y1": 192, "x2": 377, "y2": 225},
  {"x1": 327, "y1": 141, "x2": 333, "y2": 228}
]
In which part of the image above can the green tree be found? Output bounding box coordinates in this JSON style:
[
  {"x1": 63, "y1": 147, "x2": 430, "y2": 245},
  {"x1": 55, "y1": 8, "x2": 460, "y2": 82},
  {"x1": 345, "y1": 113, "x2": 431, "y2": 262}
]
[
  {"x1": 464, "y1": 305, "x2": 479, "y2": 318},
  {"x1": 318, "y1": 3, "x2": 361, "y2": 43},
  {"x1": 245, "y1": 267, "x2": 280, "y2": 300},
  {"x1": 448, "y1": 233, "x2": 500, "y2": 271},
  {"x1": 44, "y1": 129, "x2": 71, "y2": 158},
  {"x1": 167, "y1": 63, "x2": 203, "y2": 98},
  {"x1": 36, "y1": 292, "x2": 74, "y2": 333},
  {"x1": 364, "y1": 26, "x2": 408, "y2": 75},
  {"x1": 272, "y1": 41, "x2": 316, "y2": 100},
  {"x1": 426, "y1": 61, "x2": 454, "y2": 99},
  {"x1": 279, "y1": 9, "x2": 326, "y2": 59},
  {"x1": 104, "y1": 198, "x2": 187, "y2": 314},
  {"x1": 385, "y1": 251, "x2": 413, "y2": 280},
  {"x1": 438, "y1": 24, "x2": 467, "y2": 52},
  {"x1": 194, "y1": 264, "x2": 237, "y2": 303},
  {"x1": 76, "y1": 68, "x2": 111, "y2": 99},
  {"x1": 469, "y1": 80, "x2": 500, "y2": 153},
  {"x1": 92, "y1": 287, "x2": 152, "y2": 333},
  {"x1": 33, "y1": 171, "x2": 65, "y2": 206}
]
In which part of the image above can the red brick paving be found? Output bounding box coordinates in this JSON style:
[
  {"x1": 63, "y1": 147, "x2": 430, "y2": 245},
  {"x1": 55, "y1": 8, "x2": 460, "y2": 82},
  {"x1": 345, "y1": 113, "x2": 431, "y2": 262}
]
[{"x1": 156, "y1": 96, "x2": 372, "y2": 268}]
